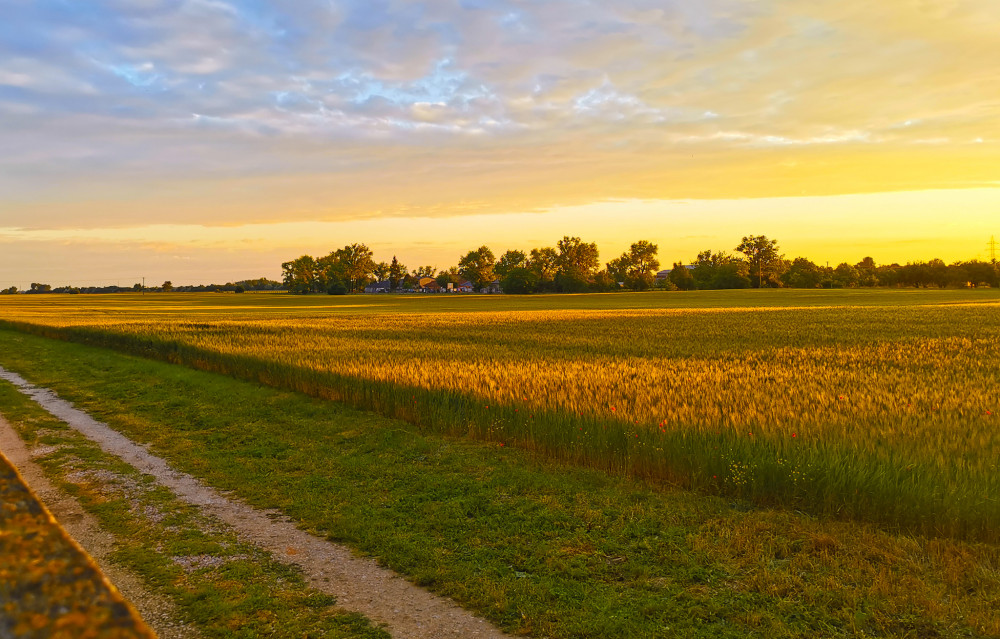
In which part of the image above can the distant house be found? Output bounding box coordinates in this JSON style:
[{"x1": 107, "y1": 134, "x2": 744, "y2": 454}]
[
  {"x1": 364, "y1": 280, "x2": 392, "y2": 293},
  {"x1": 448, "y1": 280, "x2": 474, "y2": 293},
  {"x1": 655, "y1": 265, "x2": 695, "y2": 281},
  {"x1": 484, "y1": 279, "x2": 502, "y2": 294},
  {"x1": 421, "y1": 280, "x2": 443, "y2": 293}
]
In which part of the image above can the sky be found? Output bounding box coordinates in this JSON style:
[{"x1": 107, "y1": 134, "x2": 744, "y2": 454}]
[{"x1": 1, "y1": 0, "x2": 998, "y2": 286}]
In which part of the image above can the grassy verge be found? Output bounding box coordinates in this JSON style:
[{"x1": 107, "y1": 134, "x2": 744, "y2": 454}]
[
  {"x1": 0, "y1": 379, "x2": 388, "y2": 639},
  {"x1": 1, "y1": 329, "x2": 998, "y2": 637},
  {"x1": 2, "y1": 294, "x2": 998, "y2": 542}
]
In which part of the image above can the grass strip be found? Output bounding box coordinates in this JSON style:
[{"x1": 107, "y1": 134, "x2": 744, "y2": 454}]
[
  {"x1": 0, "y1": 378, "x2": 389, "y2": 639},
  {"x1": 0, "y1": 330, "x2": 998, "y2": 638}
]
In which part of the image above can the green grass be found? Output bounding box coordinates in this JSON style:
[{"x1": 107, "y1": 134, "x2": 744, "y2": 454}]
[
  {"x1": 2, "y1": 289, "x2": 999, "y2": 541},
  {"x1": 0, "y1": 330, "x2": 998, "y2": 638},
  {"x1": 0, "y1": 378, "x2": 389, "y2": 639},
  {"x1": 1, "y1": 287, "x2": 998, "y2": 320}
]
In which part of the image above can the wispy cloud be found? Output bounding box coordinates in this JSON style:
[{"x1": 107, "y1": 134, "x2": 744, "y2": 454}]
[{"x1": 0, "y1": 0, "x2": 997, "y2": 235}]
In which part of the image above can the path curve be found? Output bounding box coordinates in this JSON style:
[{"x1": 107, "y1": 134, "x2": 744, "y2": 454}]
[{"x1": 0, "y1": 367, "x2": 513, "y2": 639}]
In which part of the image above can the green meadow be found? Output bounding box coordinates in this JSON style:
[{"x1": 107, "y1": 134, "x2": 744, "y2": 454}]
[
  {"x1": 2, "y1": 289, "x2": 999, "y2": 540},
  {"x1": 1, "y1": 289, "x2": 999, "y2": 636}
]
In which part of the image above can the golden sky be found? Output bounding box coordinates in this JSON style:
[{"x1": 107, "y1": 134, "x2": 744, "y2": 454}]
[{"x1": 1, "y1": 0, "x2": 997, "y2": 285}]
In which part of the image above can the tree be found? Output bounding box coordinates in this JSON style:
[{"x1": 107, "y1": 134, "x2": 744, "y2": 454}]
[
  {"x1": 714, "y1": 263, "x2": 752, "y2": 289},
  {"x1": 26, "y1": 283, "x2": 51, "y2": 294},
  {"x1": 691, "y1": 250, "x2": 718, "y2": 290},
  {"x1": 606, "y1": 256, "x2": 628, "y2": 285},
  {"x1": 459, "y1": 246, "x2": 496, "y2": 291},
  {"x1": 495, "y1": 250, "x2": 528, "y2": 279},
  {"x1": 591, "y1": 269, "x2": 619, "y2": 292},
  {"x1": 282, "y1": 255, "x2": 318, "y2": 294},
  {"x1": 898, "y1": 262, "x2": 931, "y2": 288},
  {"x1": 735, "y1": 235, "x2": 782, "y2": 288},
  {"x1": 608, "y1": 240, "x2": 659, "y2": 290},
  {"x1": 528, "y1": 247, "x2": 560, "y2": 290},
  {"x1": 556, "y1": 236, "x2": 600, "y2": 286},
  {"x1": 389, "y1": 256, "x2": 404, "y2": 291},
  {"x1": 669, "y1": 262, "x2": 696, "y2": 290},
  {"x1": 373, "y1": 261, "x2": 391, "y2": 281},
  {"x1": 501, "y1": 267, "x2": 538, "y2": 294},
  {"x1": 161, "y1": 281, "x2": 173, "y2": 292},
  {"x1": 0, "y1": 286, "x2": 16, "y2": 295},
  {"x1": 691, "y1": 250, "x2": 749, "y2": 289},
  {"x1": 947, "y1": 262, "x2": 971, "y2": 288},
  {"x1": 315, "y1": 253, "x2": 345, "y2": 292},
  {"x1": 334, "y1": 243, "x2": 376, "y2": 293},
  {"x1": 927, "y1": 258, "x2": 949, "y2": 288},
  {"x1": 855, "y1": 257, "x2": 878, "y2": 287},
  {"x1": 832, "y1": 263, "x2": 859, "y2": 288},
  {"x1": 436, "y1": 267, "x2": 462, "y2": 289},
  {"x1": 402, "y1": 273, "x2": 420, "y2": 290},
  {"x1": 876, "y1": 263, "x2": 901, "y2": 287},
  {"x1": 962, "y1": 260, "x2": 999, "y2": 287},
  {"x1": 411, "y1": 266, "x2": 436, "y2": 278},
  {"x1": 781, "y1": 257, "x2": 822, "y2": 288}
]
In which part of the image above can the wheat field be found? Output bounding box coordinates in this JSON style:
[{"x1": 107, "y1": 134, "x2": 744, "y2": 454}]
[{"x1": 2, "y1": 289, "x2": 998, "y2": 540}]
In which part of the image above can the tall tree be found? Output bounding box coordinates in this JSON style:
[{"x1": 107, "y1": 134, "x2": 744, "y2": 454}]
[
  {"x1": 528, "y1": 247, "x2": 560, "y2": 288},
  {"x1": 691, "y1": 250, "x2": 748, "y2": 289},
  {"x1": 281, "y1": 255, "x2": 318, "y2": 294},
  {"x1": 668, "y1": 262, "x2": 696, "y2": 290},
  {"x1": 315, "y1": 252, "x2": 345, "y2": 292},
  {"x1": 556, "y1": 236, "x2": 600, "y2": 279},
  {"x1": 495, "y1": 250, "x2": 528, "y2": 279},
  {"x1": 833, "y1": 263, "x2": 859, "y2": 288},
  {"x1": 781, "y1": 257, "x2": 823, "y2": 288},
  {"x1": 334, "y1": 243, "x2": 376, "y2": 293},
  {"x1": 500, "y1": 267, "x2": 539, "y2": 294},
  {"x1": 855, "y1": 256, "x2": 878, "y2": 287},
  {"x1": 412, "y1": 266, "x2": 436, "y2": 278},
  {"x1": 458, "y1": 246, "x2": 496, "y2": 291},
  {"x1": 389, "y1": 256, "x2": 405, "y2": 291},
  {"x1": 608, "y1": 241, "x2": 659, "y2": 290},
  {"x1": 735, "y1": 235, "x2": 782, "y2": 288},
  {"x1": 373, "y1": 261, "x2": 391, "y2": 281}
]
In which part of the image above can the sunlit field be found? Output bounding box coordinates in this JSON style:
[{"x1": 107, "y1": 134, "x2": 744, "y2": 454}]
[{"x1": 2, "y1": 288, "x2": 999, "y2": 541}]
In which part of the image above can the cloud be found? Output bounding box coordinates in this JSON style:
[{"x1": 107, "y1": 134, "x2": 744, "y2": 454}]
[{"x1": 0, "y1": 0, "x2": 997, "y2": 232}]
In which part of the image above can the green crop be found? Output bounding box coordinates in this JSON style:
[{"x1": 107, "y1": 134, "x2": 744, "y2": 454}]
[{"x1": 2, "y1": 289, "x2": 998, "y2": 540}]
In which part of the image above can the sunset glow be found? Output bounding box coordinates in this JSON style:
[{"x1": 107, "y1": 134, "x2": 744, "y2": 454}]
[{"x1": 2, "y1": 0, "x2": 998, "y2": 285}]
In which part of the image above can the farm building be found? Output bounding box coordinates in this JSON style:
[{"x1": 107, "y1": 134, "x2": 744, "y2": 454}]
[{"x1": 655, "y1": 265, "x2": 695, "y2": 281}]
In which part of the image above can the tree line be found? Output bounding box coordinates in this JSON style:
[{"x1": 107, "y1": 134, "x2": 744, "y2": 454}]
[
  {"x1": 0, "y1": 278, "x2": 283, "y2": 295},
  {"x1": 281, "y1": 235, "x2": 1000, "y2": 295}
]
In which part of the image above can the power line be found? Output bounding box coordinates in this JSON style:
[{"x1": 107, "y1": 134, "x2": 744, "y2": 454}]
[{"x1": 988, "y1": 235, "x2": 998, "y2": 264}]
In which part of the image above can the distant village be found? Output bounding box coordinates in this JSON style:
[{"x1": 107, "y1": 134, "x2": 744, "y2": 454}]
[{"x1": 4, "y1": 235, "x2": 997, "y2": 295}]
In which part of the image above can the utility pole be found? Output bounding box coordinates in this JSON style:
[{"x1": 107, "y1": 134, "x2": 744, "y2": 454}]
[
  {"x1": 988, "y1": 236, "x2": 998, "y2": 264},
  {"x1": 142, "y1": 277, "x2": 145, "y2": 295}
]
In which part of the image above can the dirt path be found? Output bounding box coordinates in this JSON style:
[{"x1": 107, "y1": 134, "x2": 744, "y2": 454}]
[
  {"x1": 0, "y1": 415, "x2": 200, "y2": 639},
  {"x1": 0, "y1": 367, "x2": 512, "y2": 639}
]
